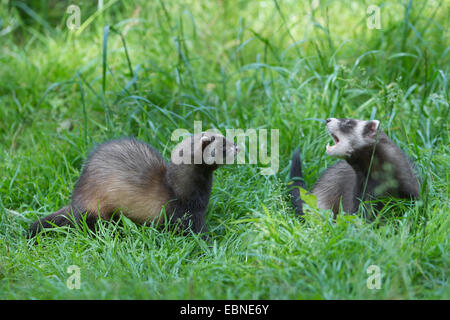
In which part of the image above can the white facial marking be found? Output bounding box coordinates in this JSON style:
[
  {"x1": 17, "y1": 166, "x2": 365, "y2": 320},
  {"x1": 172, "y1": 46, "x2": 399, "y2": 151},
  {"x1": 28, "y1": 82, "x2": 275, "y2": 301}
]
[
  {"x1": 325, "y1": 118, "x2": 378, "y2": 158},
  {"x1": 353, "y1": 120, "x2": 367, "y2": 149},
  {"x1": 325, "y1": 118, "x2": 353, "y2": 158},
  {"x1": 203, "y1": 133, "x2": 240, "y2": 165},
  {"x1": 171, "y1": 132, "x2": 240, "y2": 165}
]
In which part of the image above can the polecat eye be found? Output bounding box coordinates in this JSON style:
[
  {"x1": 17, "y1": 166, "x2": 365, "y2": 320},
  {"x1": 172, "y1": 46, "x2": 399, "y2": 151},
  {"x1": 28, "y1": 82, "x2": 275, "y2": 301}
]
[
  {"x1": 339, "y1": 119, "x2": 356, "y2": 133},
  {"x1": 210, "y1": 136, "x2": 215, "y2": 142}
]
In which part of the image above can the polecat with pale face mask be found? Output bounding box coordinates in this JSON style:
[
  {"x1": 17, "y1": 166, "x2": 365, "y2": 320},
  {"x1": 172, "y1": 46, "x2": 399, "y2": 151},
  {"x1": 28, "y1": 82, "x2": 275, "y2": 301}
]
[
  {"x1": 290, "y1": 118, "x2": 420, "y2": 218},
  {"x1": 29, "y1": 132, "x2": 240, "y2": 237}
]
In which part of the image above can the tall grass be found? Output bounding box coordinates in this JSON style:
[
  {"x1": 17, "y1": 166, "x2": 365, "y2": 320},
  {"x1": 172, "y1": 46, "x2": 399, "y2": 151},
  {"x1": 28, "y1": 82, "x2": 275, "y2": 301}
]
[{"x1": 0, "y1": 0, "x2": 448, "y2": 299}]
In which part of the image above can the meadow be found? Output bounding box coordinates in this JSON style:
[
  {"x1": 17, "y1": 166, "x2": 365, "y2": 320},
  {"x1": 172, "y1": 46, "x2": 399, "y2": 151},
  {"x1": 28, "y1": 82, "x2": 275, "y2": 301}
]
[{"x1": 0, "y1": 0, "x2": 448, "y2": 299}]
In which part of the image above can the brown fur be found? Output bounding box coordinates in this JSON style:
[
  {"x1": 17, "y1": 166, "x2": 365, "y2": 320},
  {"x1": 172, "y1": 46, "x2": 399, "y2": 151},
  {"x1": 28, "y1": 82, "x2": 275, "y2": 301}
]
[
  {"x1": 71, "y1": 139, "x2": 170, "y2": 224},
  {"x1": 29, "y1": 133, "x2": 239, "y2": 237}
]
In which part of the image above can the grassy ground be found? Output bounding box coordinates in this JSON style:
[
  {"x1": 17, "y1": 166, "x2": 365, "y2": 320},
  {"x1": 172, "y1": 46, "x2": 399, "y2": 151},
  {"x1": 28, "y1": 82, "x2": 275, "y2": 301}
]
[{"x1": 0, "y1": 0, "x2": 448, "y2": 299}]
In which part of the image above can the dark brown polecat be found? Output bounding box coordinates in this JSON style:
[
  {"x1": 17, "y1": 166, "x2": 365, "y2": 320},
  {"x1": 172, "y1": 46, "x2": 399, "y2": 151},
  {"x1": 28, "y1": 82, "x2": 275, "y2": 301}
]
[
  {"x1": 290, "y1": 118, "x2": 420, "y2": 218},
  {"x1": 29, "y1": 132, "x2": 240, "y2": 237}
]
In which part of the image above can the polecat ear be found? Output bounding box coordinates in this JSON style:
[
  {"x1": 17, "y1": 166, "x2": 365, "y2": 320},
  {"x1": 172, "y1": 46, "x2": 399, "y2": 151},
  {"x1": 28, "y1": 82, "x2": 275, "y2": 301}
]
[
  {"x1": 200, "y1": 135, "x2": 212, "y2": 149},
  {"x1": 366, "y1": 120, "x2": 380, "y2": 137}
]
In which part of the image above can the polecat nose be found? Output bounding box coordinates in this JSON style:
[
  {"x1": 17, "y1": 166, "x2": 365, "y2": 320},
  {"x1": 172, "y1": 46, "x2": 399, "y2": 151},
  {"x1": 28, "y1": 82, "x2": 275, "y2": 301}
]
[{"x1": 326, "y1": 118, "x2": 332, "y2": 124}]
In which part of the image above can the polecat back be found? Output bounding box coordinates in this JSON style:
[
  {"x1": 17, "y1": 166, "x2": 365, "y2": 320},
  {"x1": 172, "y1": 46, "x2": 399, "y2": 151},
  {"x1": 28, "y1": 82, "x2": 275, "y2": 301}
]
[
  {"x1": 72, "y1": 138, "x2": 169, "y2": 224},
  {"x1": 29, "y1": 132, "x2": 240, "y2": 237},
  {"x1": 290, "y1": 118, "x2": 420, "y2": 218}
]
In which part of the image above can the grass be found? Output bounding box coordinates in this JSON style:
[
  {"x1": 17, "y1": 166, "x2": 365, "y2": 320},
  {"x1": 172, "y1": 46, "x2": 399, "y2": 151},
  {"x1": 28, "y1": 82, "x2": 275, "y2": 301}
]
[{"x1": 0, "y1": 0, "x2": 449, "y2": 299}]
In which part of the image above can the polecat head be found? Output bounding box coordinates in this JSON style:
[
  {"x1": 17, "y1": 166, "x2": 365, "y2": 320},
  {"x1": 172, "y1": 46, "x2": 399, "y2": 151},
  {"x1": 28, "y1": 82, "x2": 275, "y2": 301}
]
[
  {"x1": 325, "y1": 118, "x2": 380, "y2": 158},
  {"x1": 171, "y1": 132, "x2": 240, "y2": 167}
]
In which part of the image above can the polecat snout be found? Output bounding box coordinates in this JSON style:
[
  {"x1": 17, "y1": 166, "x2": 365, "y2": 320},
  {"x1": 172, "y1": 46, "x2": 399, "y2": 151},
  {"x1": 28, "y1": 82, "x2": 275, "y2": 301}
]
[
  {"x1": 29, "y1": 132, "x2": 240, "y2": 237},
  {"x1": 290, "y1": 118, "x2": 420, "y2": 218}
]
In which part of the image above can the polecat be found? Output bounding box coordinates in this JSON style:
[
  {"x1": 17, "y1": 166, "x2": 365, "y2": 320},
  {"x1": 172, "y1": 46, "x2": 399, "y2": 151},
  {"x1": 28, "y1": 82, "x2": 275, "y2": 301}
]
[
  {"x1": 29, "y1": 132, "x2": 240, "y2": 237},
  {"x1": 290, "y1": 118, "x2": 420, "y2": 218}
]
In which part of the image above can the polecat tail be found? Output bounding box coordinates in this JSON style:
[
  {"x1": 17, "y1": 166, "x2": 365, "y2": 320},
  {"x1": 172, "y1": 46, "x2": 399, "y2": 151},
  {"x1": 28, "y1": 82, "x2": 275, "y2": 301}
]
[
  {"x1": 289, "y1": 149, "x2": 306, "y2": 217},
  {"x1": 27, "y1": 205, "x2": 96, "y2": 238}
]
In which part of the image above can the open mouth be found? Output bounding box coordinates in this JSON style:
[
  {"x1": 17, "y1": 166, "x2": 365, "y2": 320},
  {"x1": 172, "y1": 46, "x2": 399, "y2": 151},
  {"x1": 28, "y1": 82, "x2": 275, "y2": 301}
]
[
  {"x1": 326, "y1": 131, "x2": 340, "y2": 152},
  {"x1": 331, "y1": 133, "x2": 339, "y2": 144}
]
